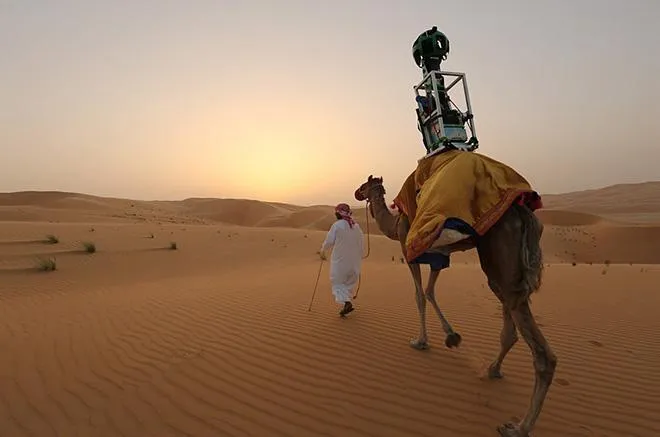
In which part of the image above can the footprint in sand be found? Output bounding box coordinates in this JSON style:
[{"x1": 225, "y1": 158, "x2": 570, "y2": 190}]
[
  {"x1": 555, "y1": 378, "x2": 571, "y2": 386},
  {"x1": 588, "y1": 340, "x2": 604, "y2": 347}
]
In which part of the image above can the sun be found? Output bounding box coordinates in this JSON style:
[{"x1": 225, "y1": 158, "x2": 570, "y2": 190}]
[
  {"x1": 194, "y1": 94, "x2": 344, "y2": 202},
  {"x1": 217, "y1": 133, "x2": 323, "y2": 202}
]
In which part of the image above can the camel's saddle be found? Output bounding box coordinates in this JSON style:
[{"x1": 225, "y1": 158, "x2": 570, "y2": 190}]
[{"x1": 392, "y1": 149, "x2": 542, "y2": 263}]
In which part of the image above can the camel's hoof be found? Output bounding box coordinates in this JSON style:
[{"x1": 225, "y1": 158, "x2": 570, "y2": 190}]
[
  {"x1": 487, "y1": 363, "x2": 504, "y2": 379},
  {"x1": 409, "y1": 339, "x2": 429, "y2": 350},
  {"x1": 497, "y1": 422, "x2": 527, "y2": 437},
  {"x1": 444, "y1": 332, "x2": 462, "y2": 348}
]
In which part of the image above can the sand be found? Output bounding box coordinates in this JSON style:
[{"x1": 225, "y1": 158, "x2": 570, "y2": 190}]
[{"x1": 1, "y1": 183, "x2": 659, "y2": 437}]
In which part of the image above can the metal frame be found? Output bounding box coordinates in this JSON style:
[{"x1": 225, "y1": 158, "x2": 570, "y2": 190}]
[{"x1": 413, "y1": 70, "x2": 478, "y2": 152}]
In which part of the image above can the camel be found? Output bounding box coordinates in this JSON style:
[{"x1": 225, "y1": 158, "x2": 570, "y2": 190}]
[{"x1": 354, "y1": 175, "x2": 557, "y2": 437}]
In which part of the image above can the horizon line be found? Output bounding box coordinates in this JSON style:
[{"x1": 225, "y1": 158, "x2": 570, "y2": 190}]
[{"x1": 1, "y1": 179, "x2": 659, "y2": 208}]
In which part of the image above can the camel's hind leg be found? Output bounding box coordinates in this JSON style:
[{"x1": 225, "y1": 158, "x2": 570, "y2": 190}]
[
  {"x1": 478, "y1": 279, "x2": 519, "y2": 378},
  {"x1": 478, "y1": 204, "x2": 556, "y2": 437},
  {"x1": 504, "y1": 300, "x2": 556, "y2": 436},
  {"x1": 488, "y1": 304, "x2": 517, "y2": 379}
]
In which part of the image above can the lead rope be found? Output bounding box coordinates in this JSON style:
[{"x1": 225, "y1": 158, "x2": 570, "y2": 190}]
[{"x1": 352, "y1": 200, "x2": 371, "y2": 299}]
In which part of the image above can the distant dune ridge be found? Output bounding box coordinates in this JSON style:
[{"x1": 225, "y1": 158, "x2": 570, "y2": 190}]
[
  {"x1": 2, "y1": 182, "x2": 660, "y2": 265},
  {"x1": 0, "y1": 191, "x2": 376, "y2": 232},
  {"x1": 2, "y1": 180, "x2": 659, "y2": 225},
  {"x1": 542, "y1": 181, "x2": 660, "y2": 214},
  {"x1": 1, "y1": 181, "x2": 659, "y2": 436}
]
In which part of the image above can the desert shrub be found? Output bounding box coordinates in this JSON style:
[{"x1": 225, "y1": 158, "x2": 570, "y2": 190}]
[
  {"x1": 36, "y1": 257, "x2": 57, "y2": 271},
  {"x1": 44, "y1": 235, "x2": 59, "y2": 244}
]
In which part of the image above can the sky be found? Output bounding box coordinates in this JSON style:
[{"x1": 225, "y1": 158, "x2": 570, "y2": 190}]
[{"x1": 1, "y1": 0, "x2": 659, "y2": 206}]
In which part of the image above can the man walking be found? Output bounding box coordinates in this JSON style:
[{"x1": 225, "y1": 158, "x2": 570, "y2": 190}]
[{"x1": 319, "y1": 203, "x2": 364, "y2": 317}]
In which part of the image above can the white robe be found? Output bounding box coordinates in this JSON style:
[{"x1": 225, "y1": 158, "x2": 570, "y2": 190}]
[{"x1": 320, "y1": 219, "x2": 364, "y2": 304}]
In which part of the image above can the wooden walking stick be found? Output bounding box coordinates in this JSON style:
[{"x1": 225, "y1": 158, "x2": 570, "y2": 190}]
[{"x1": 307, "y1": 258, "x2": 324, "y2": 311}]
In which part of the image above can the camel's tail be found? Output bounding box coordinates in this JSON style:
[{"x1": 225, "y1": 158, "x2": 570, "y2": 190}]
[{"x1": 515, "y1": 202, "x2": 544, "y2": 305}]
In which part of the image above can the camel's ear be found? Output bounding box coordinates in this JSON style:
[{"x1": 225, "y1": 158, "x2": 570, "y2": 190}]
[{"x1": 368, "y1": 175, "x2": 373, "y2": 181}]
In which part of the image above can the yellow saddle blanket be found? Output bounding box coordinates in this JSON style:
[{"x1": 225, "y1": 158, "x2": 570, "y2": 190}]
[{"x1": 392, "y1": 149, "x2": 538, "y2": 262}]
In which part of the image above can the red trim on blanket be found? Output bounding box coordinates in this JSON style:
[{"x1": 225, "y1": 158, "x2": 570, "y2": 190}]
[
  {"x1": 517, "y1": 191, "x2": 543, "y2": 211},
  {"x1": 392, "y1": 198, "x2": 409, "y2": 218}
]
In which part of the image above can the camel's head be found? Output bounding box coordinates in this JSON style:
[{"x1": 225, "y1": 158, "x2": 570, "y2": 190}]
[{"x1": 354, "y1": 175, "x2": 385, "y2": 202}]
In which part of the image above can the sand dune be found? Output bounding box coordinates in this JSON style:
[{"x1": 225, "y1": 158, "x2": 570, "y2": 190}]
[
  {"x1": 0, "y1": 192, "x2": 385, "y2": 235},
  {"x1": 178, "y1": 198, "x2": 293, "y2": 227},
  {"x1": 535, "y1": 209, "x2": 604, "y2": 227},
  {"x1": 4, "y1": 181, "x2": 660, "y2": 226},
  {"x1": 1, "y1": 183, "x2": 659, "y2": 436},
  {"x1": 543, "y1": 181, "x2": 660, "y2": 220}
]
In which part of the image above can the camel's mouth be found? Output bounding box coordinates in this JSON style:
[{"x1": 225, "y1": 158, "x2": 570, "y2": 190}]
[{"x1": 354, "y1": 187, "x2": 366, "y2": 202}]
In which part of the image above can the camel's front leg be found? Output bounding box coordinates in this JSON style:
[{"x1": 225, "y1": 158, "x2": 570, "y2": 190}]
[
  {"x1": 407, "y1": 262, "x2": 429, "y2": 350},
  {"x1": 424, "y1": 269, "x2": 462, "y2": 348}
]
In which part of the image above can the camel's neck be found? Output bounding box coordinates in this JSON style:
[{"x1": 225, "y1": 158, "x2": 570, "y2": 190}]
[{"x1": 368, "y1": 187, "x2": 399, "y2": 241}]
